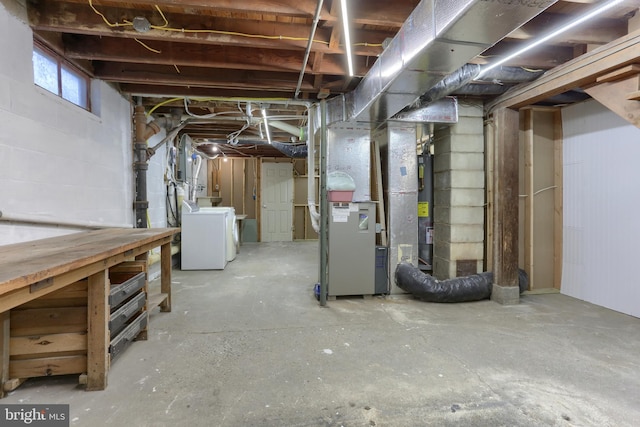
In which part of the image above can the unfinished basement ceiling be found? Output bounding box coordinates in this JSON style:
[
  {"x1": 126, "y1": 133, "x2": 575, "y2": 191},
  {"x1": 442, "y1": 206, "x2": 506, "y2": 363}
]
[{"x1": 27, "y1": 0, "x2": 638, "y2": 157}]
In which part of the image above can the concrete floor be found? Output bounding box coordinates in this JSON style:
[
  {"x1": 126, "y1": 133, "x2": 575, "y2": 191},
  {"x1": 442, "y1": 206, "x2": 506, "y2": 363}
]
[{"x1": 3, "y1": 241, "x2": 640, "y2": 426}]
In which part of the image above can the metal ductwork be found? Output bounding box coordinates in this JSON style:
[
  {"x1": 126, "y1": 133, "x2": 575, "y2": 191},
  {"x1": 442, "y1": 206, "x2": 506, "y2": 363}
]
[{"x1": 329, "y1": 0, "x2": 557, "y2": 125}]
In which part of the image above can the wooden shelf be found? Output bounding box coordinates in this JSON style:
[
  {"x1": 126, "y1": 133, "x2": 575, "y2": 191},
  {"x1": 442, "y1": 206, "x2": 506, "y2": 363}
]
[{"x1": 148, "y1": 293, "x2": 169, "y2": 312}]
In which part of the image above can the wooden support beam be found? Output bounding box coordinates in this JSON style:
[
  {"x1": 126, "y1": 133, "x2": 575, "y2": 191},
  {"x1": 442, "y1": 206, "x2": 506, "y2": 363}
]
[
  {"x1": 64, "y1": 36, "x2": 350, "y2": 75},
  {"x1": 488, "y1": 31, "x2": 640, "y2": 111},
  {"x1": 86, "y1": 269, "x2": 109, "y2": 391},
  {"x1": 160, "y1": 242, "x2": 172, "y2": 312},
  {"x1": 490, "y1": 108, "x2": 520, "y2": 305},
  {"x1": 28, "y1": 0, "x2": 387, "y2": 56},
  {"x1": 0, "y1": 311, "x2": 9, "y2": 398},
  {"x1": 584, "y1": 75, "x2": 640, "y2": 128},
  {"x1": 93, "y1": 63, "x2": 315, "y2": 91},
  {"x1": 522, "y1": 109, "x2": 535, "y2": 291}
]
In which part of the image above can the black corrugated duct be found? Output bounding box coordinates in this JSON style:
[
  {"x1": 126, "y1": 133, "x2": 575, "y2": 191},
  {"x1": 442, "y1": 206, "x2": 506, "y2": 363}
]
[
  {"x1": 196, "y1": 139, "x2": 307, "y2": 158},
  {"x1": 399, "y1": 64, "x2": 545, "y2": 113},
  {"x1": 271, "y1": 141, "x2": 307, "y2": 158},
  {"x1": 394, "y1": 262, "x2": 528, "y2": 303}
]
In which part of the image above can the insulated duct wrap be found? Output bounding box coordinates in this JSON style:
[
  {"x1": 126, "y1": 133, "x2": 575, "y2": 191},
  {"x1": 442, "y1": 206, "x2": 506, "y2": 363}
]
[
  {"x1": 394, "y1": 262, "x2": 529, "y2": 303},
  {"x1": 271, "y1": 142, "x2": 307, "y2": 158}
]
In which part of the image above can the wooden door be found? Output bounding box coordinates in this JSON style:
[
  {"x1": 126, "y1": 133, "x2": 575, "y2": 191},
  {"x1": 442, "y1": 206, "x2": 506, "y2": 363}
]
[{"x1": 260, "y1": 162, "x2": 293, "y2": 242}]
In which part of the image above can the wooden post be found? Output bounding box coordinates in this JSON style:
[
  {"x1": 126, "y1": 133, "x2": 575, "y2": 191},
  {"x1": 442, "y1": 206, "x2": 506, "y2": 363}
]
[
  {"x1": 160, "y1": 242, "x2": 172, "y2": 312},
  {"x1": 523, "y1": 109, "x2": 535, "y2": 290},
  {"x1": 491, "y1": 107, "x2": 520, "y2": 305},
  {"x1": 0, "y1": 311, "x2": 9, "y2": 398},
  {"x1": 86, "y1": 269, "x2": 109, "y2": 391}
]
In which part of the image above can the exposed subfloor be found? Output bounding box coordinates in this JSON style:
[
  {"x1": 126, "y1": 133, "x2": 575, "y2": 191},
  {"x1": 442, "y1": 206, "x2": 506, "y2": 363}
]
[{"x1": 3, "y1": 241, "x2": 640, "y2": 426}]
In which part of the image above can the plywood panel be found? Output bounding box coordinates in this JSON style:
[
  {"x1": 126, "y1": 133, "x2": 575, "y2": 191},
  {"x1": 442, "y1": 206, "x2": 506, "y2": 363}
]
[
  {"x1": 232, "y1": 159, "x2": 245, "y2": 213},
  {"x1": 244, "y1": 158, "x2": 257, "y2": 219},
  {"x1": 532, "y1": 110, "x2": 556, "y2": 289},
  {"x1": 562, "y1": 100, "x2": 640, "y2": 317}
]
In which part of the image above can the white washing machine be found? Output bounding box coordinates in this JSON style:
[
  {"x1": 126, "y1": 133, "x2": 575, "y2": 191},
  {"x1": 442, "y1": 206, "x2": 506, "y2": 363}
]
[
  {"x1": 200, "y1": 207, "x2": 238, "y2": 262},
  {"x1": 181, "y1": 201, "x2": 228, "y2": 270}
]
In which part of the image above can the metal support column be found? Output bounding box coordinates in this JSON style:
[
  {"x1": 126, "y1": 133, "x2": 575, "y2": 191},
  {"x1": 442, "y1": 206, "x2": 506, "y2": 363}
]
[{"x1": 319, "y1": 100, "x2": 328, "y2": 306}]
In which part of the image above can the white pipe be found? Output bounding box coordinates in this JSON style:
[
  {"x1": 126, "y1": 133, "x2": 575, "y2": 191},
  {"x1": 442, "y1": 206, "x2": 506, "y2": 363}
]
[
  {"x1": 267, "y1": 120, "x2": 305, "y2": 139},
  {"x1": 0, "y1": 211, "x2": 132, "y2": 229},
  {"x1": 190, "y1": 154, "x2": 203, "y2": 202},
  {"x1": 307, "y1": 105, "x2": 320, "y2": 233}
]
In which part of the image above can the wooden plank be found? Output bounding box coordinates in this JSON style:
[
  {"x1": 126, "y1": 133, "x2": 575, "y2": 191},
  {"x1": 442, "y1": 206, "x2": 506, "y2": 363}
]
[
  {"x1": 0, "y1": 228, "x2": 176, "y2": 296},
  {"x1": 626, "y1": 90, "x2": 640, "y2": 101},
  {"x1": 160, "y1": 242, "x2": 172, "y2": 312},
  {"x1": 553, "y1": 110, "x2": 564, "y2": 290},
  {"x1": 0, "y1": 259, "x2": 121, "y2": 313},
  {"x1": 86, "y1": 270, "x2": 109, "y2": 391},
  {"x1": 523, "y1": 109, "x2": 535, "y2": 290},
  {"x1": 110, "y1": 261, "x2": 147, "y2": 274},
  {"x1": 372, "y1": 138, "x2": 387, "y2": 246},
  {"x1": 18, "y1": 280, "x2": 88, "y2": 309},
  {"x1": 10, "y1": 307, "x2": 87, "y2": 336},
  {"x1": 585, "y1": 75, "x2": 640, "y2": 128},
  {"x1": 3, "y1": 378, "x2": 26, "y2": 392},
  {"x1": 488, "y1": 31, "x2": 640, "y2": 111},
  {"x1": 10, "y1": 332, "x2": 87, "y2": 357},
  {"x1": 148, "y1": 293, "x2": 168, "y2": 312},
  {"x1": 596, "y1": 64, "x2": 640, "y2": 83},
  {"x1": 0, "y1": 311, "x2": 9, "y2": 398},
  {"x1": 11, "y1": 350, "x2": 86, "y2": 361},
  {"x1": 9, "y1": 355, "x2": 87, "y2": 379}
]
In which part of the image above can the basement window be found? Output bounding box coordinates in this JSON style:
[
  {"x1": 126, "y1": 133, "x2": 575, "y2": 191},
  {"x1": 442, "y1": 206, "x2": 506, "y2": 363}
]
[{"x1": 32, "y1": 44, "x2": 91, "y2": 111}]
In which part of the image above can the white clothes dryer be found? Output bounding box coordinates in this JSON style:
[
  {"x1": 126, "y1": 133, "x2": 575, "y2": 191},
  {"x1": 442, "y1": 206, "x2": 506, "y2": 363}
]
[{"x1": 200, "y1": 207, "x2": 238, "y2": 262}]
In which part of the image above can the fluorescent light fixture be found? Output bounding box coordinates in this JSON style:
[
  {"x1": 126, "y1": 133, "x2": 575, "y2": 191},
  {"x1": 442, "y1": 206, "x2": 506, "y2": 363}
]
[
  {"x1": 262, "y1": 108, "x2": 272, "y2": 144},
  {"x1": 477, "y1": 0, "x2": 624, "y2": 78},
  {"x1": 341, "y1": 0, "x2": 354, "y2": 77}
]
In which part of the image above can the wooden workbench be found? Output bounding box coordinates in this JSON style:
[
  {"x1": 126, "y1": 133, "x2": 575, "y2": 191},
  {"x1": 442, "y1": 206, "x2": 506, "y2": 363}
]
[{"x1": 0, "y1": 227, "x2": 179, "y2": 397}]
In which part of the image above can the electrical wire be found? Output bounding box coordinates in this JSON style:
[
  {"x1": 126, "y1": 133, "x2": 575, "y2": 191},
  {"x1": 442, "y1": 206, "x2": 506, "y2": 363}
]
[
  {"x1": 147, "y1": 97, "x2": 182, "y2": 116},
  {"x1": 87, "y1": 1, "x2": 383, "y2": 50},
  {"x1": 134, "y1": 38, "x2": 161, "y2": 53},
  {"x1": 88, "y1": 1, "x2": 328, "y2": 45},
  {"x1": 88, "y1": 0, "x2": 132, "y2": 28}
]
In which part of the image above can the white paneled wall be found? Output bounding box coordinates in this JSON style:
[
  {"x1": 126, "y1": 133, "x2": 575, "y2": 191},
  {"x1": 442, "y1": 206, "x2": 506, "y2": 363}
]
[
  {"x1": 0, "y1": 1, "x2": 134, "y2": 245},
  {"x1": 562, "y1": 100, "x2": 640, "y2": 318}
]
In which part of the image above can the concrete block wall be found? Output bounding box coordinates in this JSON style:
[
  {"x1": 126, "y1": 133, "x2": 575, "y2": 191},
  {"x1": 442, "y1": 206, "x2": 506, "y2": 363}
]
[
  {"x1": 432, "y1": 100, "x2": 485, "y2": 279},
  {"x1": 0, "y1": 0, "x2": 134, "y2": 245}
]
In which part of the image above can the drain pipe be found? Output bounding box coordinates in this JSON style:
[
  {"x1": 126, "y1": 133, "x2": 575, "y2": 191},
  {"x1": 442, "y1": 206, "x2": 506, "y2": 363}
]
[
  {"x1": 134, "y1": 102, "x2": 183, "y2": 228},
  {"x1": 134, "y1": 103, "x2": 149, "y2": 228},
  {"x1": 295, "y1": 0, "x2": 324, "y2": 99}
]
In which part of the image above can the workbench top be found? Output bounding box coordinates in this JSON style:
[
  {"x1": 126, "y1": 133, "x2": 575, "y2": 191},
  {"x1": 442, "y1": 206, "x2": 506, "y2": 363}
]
[{"x1": 0, "y1": 228, "x2": 178, "y2": 296}]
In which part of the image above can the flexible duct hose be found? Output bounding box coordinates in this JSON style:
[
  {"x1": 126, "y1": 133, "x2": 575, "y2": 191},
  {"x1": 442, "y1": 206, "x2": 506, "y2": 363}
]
[{"x1": 394, "y1": 262, "x2": 529, "y2": 303}]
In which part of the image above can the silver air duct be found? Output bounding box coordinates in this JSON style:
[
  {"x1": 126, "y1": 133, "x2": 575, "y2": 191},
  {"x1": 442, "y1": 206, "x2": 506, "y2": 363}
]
[{"x1": 330, "y1": 0, "x2": 557, "y2": 125}]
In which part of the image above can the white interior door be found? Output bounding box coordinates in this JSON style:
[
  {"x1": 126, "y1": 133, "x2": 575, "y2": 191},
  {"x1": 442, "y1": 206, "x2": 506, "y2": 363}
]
[{"x1": 261, "y1": 162, "x2": 293, "y2": 242}]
